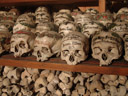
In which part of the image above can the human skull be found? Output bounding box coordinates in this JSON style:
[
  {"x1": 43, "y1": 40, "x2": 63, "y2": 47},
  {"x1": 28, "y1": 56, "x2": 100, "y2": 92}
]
[
  {"x1": 93, "y1": 12, "x2": 113, "y2": 27},
  {"x1": 0, "y1": 25, "x2": 11, "y2": 55},
  {"x1": 58, "y1": 21, "x2": 79, "y2": 37},
  {"x1": 35, "y1": 22, "x2": 56, "y2": 35},
  {"x1": 91, "y1": 31, "x2": 123, "y2": 66},
  {"x1": 61, "y1": 32, "x2": 89, "y2": 65},
  {"x1": 35, "y1": 6, "x2": 50, "y2": 23},
  {"x1": 71, "y1": 9, "x2": 82, "y2": 19},
  {"x1": 10, "y1": 31, "x2": 35, "y2": 57},
  {"x1": 74, "y1": 13, "x2": 92, "y2": 28},
  {"x1": 33, "y1": 31, "x2": 62, "y2": 61},
  {"x1": 53, "y1": 12, "x2": 73, "y2": 26},
  {"x1": 110, "y1": 21, "x2": 128, "y2": 38},
  {"x1": 123, "y1": 34, "x2": 128, "y2": 61},
  {"x1": 82, "y1": 21, "x2": 102, "y2": 38},
  {"x1": 59, "y1": 9, "x2": 71, "y2": 15},
  {"x1": 115, "y1": 13, "x2": 128, "y2": 22},
  {"x1": 85, "y1": 8, "x2": 99, "y2": 15},
  {"x1": 117, "y1": 7, "x2": 128, "y2": 14}
]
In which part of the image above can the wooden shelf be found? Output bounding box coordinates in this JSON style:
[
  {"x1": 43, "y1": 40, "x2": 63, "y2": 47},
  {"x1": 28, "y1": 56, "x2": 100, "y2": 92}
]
[{"x1": 0, "y1": 54, "x2": 128, "y2": 76}]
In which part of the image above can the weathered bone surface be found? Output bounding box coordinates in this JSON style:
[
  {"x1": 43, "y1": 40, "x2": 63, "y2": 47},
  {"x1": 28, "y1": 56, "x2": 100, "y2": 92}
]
[
  {"x1": 61, "y1": 32, "x2": 89, "y2": 65},
  {"x1": 85, "y1": 8, "x2": 99, "y2": 16},
  {"x1": 10, "y1": 31, "x2": 36, "y2": 57},
  {"x1": 33, "y1": 31, "x2": 62, "y2": 61},
  {"x1": 91, "y1": 31, "x2": 123, "y2": 66}
]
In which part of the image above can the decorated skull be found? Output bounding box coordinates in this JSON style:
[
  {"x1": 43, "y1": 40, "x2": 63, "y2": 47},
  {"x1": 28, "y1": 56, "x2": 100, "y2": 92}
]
[
  {"x1": 82, "y1": 21, "x2": 102, "y2": 38},
  {"x1": 35, "y1": 22, "x2": 56, "y2": 35},
  {"x1": 74, "y1": 13, "x2": 92, "y2": 28},
  {"x1": 10, "y1": 31, "x2": 36, "y2": 57},
  {"x1": 85, "y1": 8, "x2": 99, "y2": 15},
  {"x1": 33, "y1": 31, "x2": 62, "y2": 61},
  {"x1": 35, "y1": 6, "x2": 50, "y2": 23},
  {"x1": 123, "y1": 34, "x2": 128, "y2": 61},
  {"x1": 61, "y1": 32, "x2": 89, "y2": 65},
  {"x1": 110, "y1": 21, "x2": 128, "y2": 38},
  {"x1": 93, "y1": 12, "x2": 113, "y2": 27},
  {"x1": 0, "y1": 25, "x2": 11, "y2": 55},
  {"x1": 71, "y1": 9, "x2": 82, "y2": 19},
  {"x1": 58, "y1": 21, "x2": 79, "y2": 37},
  {"x1": 91, "y1": 31, "x2": 123, "y2": 66},
  {"x1": 53, "y1": 12, "x2": 73, "y2": 26},
  {"x1": 117, "y1": 7, "x2": 128, "y2": 14}
]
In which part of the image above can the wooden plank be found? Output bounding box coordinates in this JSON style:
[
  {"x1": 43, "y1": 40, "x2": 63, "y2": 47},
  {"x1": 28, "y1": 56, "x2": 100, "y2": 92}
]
[{"x1": 0, "y1": 54, "x2": 128, "y2": 76}]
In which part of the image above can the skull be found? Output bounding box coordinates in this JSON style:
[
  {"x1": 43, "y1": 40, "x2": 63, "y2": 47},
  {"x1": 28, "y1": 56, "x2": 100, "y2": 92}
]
[
  {"x1": 82, "y1": 21, "x2": 102, "y2": 38},
  {"x1": 91, "y1": 31, "x2": 123, "y2": 66},
  {"x1": 53, "y1": 12, "x2": 73, "y2": 26},
  {"x1": 58, "y1": 21, "x2": 79, "y2": 37},
  {"x1": 93, "y1": 12, "x2": 113, "y2": 27},
  {"x1": 35, "y1": 7, "x2": 50, "y2": 23},
  {"x1": 61, "y1": 32, "x2": 89, "y2": 65},
  {"x1": 74, "y1": 13, "x2": 92, "y2": 28},
  {"x1": 10, "y1": 31, "x2": 35, "y2": 57},
  {"x1": 33, "y1": 31, "x2": 62, "y2": 61},
  {"x1": 123, "y1": 34, "x2": 128, "y2": 61},
  {"x1": 110, "y1": 21, "x2": 128, "y2": 38},
  {"x1": 0, "y1": 25, "x2": 11, "y2": 55},
  {"x1": 71, "y1": 9, "x2": 82, "y2": 19},
  {"x1": 117, "y1": 7, "x2": 128, "y2": 14},
  {"x1": 85, "y1": 8, "x2": 99, "y2": 15},
  {"x1": 59, "y1": 9, "x2": 71, "y2": 15},
  {"x1": 115, "y1": 13, "x2": 128, "y2": 22},
  {"x1": 35, "y1": 22, "x2": 56, "y2": 35}
]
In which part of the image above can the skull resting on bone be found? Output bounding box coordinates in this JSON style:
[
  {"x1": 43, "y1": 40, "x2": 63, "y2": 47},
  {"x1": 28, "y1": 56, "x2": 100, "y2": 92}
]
[
  {"x1": 33, "y1": 31, "x2": 62, "y2": 62},
  {"x1": 61, "y1": 32, "x2": 89, "y2": 65},
  {"x1": 91, "y1": 31, "x2": 123, "y2": 66},
  {"x1": 59, "y1": 21, "x2": 79, "y2": 37},
  {"x1": 10, "y1": 31, "x2": 36, "y2": 57},
  {"x1": 0, "y1": 25, "x2": 11, "y2": 55}
]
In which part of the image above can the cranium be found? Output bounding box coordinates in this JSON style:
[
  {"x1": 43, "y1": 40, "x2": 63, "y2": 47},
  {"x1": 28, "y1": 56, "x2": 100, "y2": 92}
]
[
  {"x1": 33, "y1": 31, "x2": 62, "y2": 61},
  {"x1": 117, "y1": 7, "x2": 128, "y2": 14},
  {"x1": 35, "y1": 7, "x2": 50, "y2": 24},
  {"x1": 93, "y1": 12, "x2": 113, "y2": 27},
  {"x1": 10, "y1": 31, "x2": 35, "y2": 57},
  {"x1": 35, "y1": 22, "x2": 56, "y2": 35},
  {"x1": 0, "y1": 25, "x2": 11, "y2": 55},
  {"x1": 85, "y1": 8, "x2": 99, "y2": 15},
  {"x1": 91, "y1": 31, "x2": 123, "y2": 66},
  {"x1": 115, "y1": 13, "x2": 128, "y2": 22},
  {"x1": 82, "y1": 21, "x2": 102, "y2": 38},
  {"x1": 53, "y1": 12, "x2": 73, "y2": 26},
  {"x1": 61, "y1": 32, "x2": 89, "y2": 65},
  {"x1": 59, "y1": 9, "x2": 71, "y2": 15},
  {"x1": 74, "y1": 13, "x2": 92, "y2": 28},
  {"x1": 123, "y1": 34, "x2": 128, "y2": 61},
  {"x1": 58, "y1": 21, "x2": 79, "y2": 37}
]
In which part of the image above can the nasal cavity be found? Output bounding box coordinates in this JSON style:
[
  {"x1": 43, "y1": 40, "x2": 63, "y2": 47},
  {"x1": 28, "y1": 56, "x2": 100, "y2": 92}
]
[
  {"x1": 37, "y1": 51, "x2": 41, "y2": 57},
  {"x1": 102, "y1": 53, "x2": 107, "y2": 61},
  {"x1": 15, "y1": 46, "x2": 18, "y2": 52},
  {"x1": 69, "y1": 55, "x2": 74, "y2": 62}
]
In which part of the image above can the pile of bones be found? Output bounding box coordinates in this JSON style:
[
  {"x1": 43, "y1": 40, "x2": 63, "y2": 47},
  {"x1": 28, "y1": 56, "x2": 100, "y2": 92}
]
[
  {"x1": 0, "y1": 66, "x2": 128, "y2": 96},
  {"x1": 0, "y1": 6, "x2": 128, "y2": 66}
]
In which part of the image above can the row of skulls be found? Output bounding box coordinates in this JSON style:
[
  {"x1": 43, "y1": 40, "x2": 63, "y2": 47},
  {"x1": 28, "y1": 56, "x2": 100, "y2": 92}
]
[{"x1": 0, "y1": 6, "x2": 128, "y2": 66}]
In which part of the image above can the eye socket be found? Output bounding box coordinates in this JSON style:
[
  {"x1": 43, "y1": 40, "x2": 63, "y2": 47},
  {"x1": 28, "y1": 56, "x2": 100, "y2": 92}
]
[
  {"x1": 93, "y1": 47, "x2": 102, "y2": 55},
  {"x1": 41, "y1": 47, "x2": 49, "y2": 54},
  {"x1": 108, "y1": 47, "x2": 115, "y2": 53},
  {"x1": 62, "y1": 50, "x2": 69, "y2": 56},
  {"x1": 19, "y1": 41, "x2": 26, "y2": 48},
  {"x1": 74, "y1": 50, "x2": 81, "y2": 57}
]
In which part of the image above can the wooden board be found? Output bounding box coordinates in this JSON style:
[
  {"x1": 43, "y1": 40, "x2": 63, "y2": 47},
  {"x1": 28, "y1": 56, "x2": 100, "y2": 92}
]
[{"x1": 0, "y1": 54, "x2": 128, "y2": 76}]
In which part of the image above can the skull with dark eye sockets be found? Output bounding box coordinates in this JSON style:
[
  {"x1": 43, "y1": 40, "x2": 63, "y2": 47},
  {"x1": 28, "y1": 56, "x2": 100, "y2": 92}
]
[
  {"x1": 91, "y1": 31, "x2": 123, "y2": 66},
  {"x1": 61, "y1": 32, "x2": 89, "y2": 65}
]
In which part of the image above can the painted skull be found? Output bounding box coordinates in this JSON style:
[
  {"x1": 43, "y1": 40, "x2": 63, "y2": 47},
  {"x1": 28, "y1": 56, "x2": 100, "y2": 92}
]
[
  {"x1": 110, "y1": 21, "x2": 128, "y2": 38},
  {"x1": 33, "y1": 31, "x2": 62, "y2": 61},
  {"x1": 35, "y1": 6, "x2": 50, "y2": 23},
  {"x1": 93, "y1": 12, "x2": 113, "y2": 27},
  {"x1": 74, "y1": 13, "x2": 92, "y2": 28},
  {"x1": 53, "y1": 12, "x2": 73, "y2": 26},
  {"x1": 85, "y1": 8, "x2": 99, "y2": 15},
  {"x1": 0, "y1": 25, "x2": 11, "y2": 55},
  {"x1": 58, "y1": 21, "x2": 79, "y2": 37},
  {"x1": 61, "y1": 32, "x2": 89, "y2": 65},
  {"x1": 82, "y1": 21, "x2": 102, "y2": 38},
  {"x1": 10, "y1": 31, "x2": 35, "y2": 57},
  {"x1": 91, "y1": 31, "x2": 123, "y2": 66},
  {"x1": 35, "y1": 22, "x2": 56, "y2": 35}
]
